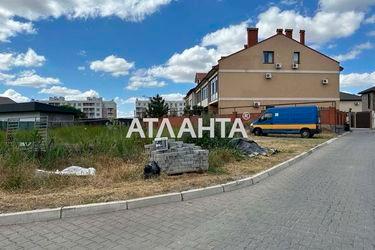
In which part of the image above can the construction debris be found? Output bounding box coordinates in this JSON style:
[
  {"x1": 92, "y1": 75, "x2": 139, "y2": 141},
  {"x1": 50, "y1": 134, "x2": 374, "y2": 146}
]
[
  {"x1": 144, "y1": 161, "x2": 161, "y2": 179},
  {"x1": 229, "y1": 138, "x2": 277, "y2": 157},
  {"x1": 145, "y1": 139, "x2": 209, "y2": 175},
  {"x1": 36, "y1": 166, "x2": 96, "y2": 177}
]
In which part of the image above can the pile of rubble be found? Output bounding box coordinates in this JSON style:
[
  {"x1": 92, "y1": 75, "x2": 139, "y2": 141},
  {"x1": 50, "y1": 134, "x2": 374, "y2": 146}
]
[
  {"x1": 145, "y1": 139, "x2": 209, "y2": 175},
  {"x1": 229, "y1": 138, "x2": 278, "y2": 157}
]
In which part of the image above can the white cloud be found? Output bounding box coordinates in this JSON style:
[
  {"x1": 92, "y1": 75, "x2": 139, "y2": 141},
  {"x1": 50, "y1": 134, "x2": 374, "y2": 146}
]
[
  {"x1": 0, "y1": 48, "x2": 45, "y2": 71},
  {"x1": 368, "y1": 31, "x2": 375, "y2": 36},
  {"x1": 40, "y1": 85, "x2": 99, "y2": 101},
  {"x1": 333, "y1": 42, "x2": 373, "y2": 61},
  {"x1": 256, "y1": 7, "x2": 364, "y2": 45},
  {"x1": 161, "y1": 93, "x2": 185, "y2": 101},
  {"x1": 201, "y1": 22, "x2": 249, "y2": 55},
  {"x1": 39, "y1": 86, "x2": 81, "y2": 95},
  {"x1": 0, "y1": 88, "x2": 29, "y2": 102},
  {"x1": 365, "y1": 14, "x2": 375, "y2": 24},
  {"x1": 0, "y1": 0, "x2": 172, "y2": 42},
  {"x1": 0, "y1": 10, "x2": 35, "y2": 42},
  {"x1": 126, "y1": 70, "x2": 166, "y2": 90},
  {"x1": 341, "y1": 71, "x2": 375, "y2": 89},
  {"x1": 149, "y1": 46, "x2": 219, "y2": 83},
  {"x1": 117, "y1": 110, "x2": 134, "y2": 118},
  {"x1": 90, "y1": 55, "x2": 134, "y2": 76},
  {"x1": 77, "y1": 66, "x2": 85, "y2": 71},
  {"x1": 5, "y1": 70, "x2": 60, "y2": 88},
  {"x1": 65, "y1": 89, "x2": 99, "y2": 101},
  {"x1": 319, "y1": 0, "x2": 375, "y2": 12}
]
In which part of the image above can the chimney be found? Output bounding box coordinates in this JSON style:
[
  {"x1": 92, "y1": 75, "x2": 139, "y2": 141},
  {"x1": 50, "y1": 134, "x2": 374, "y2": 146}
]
[
  {"x1": 285, "y1": 29, "x2": 293, "y2": 39},
  {"x1": 247, "y1": 28, "x2": 258, "y2": 48},
  {"x1": 299, "y1": 30, "x2": 305, "y2": 45},
  {"x1": 276, "y1": 28, "x2": 283, "y2": 35}
]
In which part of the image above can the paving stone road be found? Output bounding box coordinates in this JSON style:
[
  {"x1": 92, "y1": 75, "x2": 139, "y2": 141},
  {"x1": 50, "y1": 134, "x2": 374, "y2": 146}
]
[{"x1": 1, "y1": 129, "x2": 375, "y2": 249}]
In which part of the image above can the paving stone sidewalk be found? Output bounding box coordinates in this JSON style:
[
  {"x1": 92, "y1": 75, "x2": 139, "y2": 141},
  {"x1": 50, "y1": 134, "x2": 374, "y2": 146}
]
[{"x1": 0, "y1": 129, "x2": 374, "y2": 249}]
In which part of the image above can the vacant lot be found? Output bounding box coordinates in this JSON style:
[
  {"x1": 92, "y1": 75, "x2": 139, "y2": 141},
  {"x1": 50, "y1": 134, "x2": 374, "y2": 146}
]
[{"x1": 0, "y1": 125, "x2": 334, "y2": 213}]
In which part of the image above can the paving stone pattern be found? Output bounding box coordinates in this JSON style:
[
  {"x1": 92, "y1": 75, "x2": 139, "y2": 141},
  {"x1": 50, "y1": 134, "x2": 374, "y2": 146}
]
[
  {"x1": 0, "y1": 129, "x2": 374, "y2": 249},
  {"x1": 145, "y1": 140, "x2": 209, "y2": 174}
]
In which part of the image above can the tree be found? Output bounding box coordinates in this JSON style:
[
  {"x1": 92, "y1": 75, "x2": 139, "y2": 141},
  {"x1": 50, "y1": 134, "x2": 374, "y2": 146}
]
[
  {"x1": 145, "y1": 94, "x2": 169, "y2": 118},
  {"x1": 61, "y1": 105, "x2": 86, "y2": 119},
  {"x1": 184, "y1": 104, "x2": 192, "y2": 116}
]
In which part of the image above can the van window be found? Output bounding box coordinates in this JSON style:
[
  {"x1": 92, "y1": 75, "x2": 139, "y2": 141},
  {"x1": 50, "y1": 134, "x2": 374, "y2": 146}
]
[{"x1": 259, "y1": 113, "x2": 272, "y2": 122}]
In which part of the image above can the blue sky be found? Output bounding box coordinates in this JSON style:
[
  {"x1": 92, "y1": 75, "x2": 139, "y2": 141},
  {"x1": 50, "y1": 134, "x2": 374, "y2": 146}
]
[{"x1": 0, "y1": 0, "x2": 374, "y2": 117}]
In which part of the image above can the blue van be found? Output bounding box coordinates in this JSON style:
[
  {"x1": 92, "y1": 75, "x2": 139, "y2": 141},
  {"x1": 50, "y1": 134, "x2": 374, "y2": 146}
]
[{"x1": 250, "y1": 106, "x2": 321, "y2": 138}]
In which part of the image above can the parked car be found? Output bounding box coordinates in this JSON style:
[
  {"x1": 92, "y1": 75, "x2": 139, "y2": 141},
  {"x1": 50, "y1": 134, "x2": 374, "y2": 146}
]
[{"x1": 250, "y1": 106, "x2": 321, "y2": 138}]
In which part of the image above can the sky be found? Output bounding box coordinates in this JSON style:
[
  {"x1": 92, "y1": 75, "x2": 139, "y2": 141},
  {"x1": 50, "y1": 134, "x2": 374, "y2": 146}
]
[{"x1": 0, "y1": 0, "x2": 374, "y2": 117}]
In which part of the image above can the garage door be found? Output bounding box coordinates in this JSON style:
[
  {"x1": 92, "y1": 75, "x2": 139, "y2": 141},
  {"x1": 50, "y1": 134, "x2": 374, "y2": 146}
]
[{"x1": 356, "y1": 112, "x2": 371, "y2": 128}]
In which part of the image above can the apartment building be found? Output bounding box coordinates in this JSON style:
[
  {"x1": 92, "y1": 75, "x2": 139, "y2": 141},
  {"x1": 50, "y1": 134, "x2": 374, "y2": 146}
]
[
  {"x1": 135, "y1": 98, "x2": 185, "y2": 118},
  {"x1": 185, "y1": 28, "x2": 342, "y2": 115},
  {"x1": 40, "y1": 97, "x2": 117, "y2": 119}
]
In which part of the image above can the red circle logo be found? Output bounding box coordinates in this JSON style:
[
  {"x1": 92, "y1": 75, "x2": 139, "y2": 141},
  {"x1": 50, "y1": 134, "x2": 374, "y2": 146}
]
[{"x1": 242, "y1": 112, "x2": 251, "y2": 121}]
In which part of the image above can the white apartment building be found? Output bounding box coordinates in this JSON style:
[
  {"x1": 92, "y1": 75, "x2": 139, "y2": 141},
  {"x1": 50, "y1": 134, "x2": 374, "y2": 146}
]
[
  {"x1": 135, "y1": 98, "x2": 185, "y2": 118},
  {"x1": 40, "y1": 97, "x2": 117, "y2": 119}
]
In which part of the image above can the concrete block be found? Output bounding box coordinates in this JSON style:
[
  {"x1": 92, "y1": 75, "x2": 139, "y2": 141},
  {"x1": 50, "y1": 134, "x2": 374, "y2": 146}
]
[
  {"x1": 181, "y1": 185, "x2": 224, "y2": 201},
  {"x1": 61, "y1": 201, "x2": 127, "y2": 219},
  {"x1": 127, "y1": 193, "x2": 182, "y2": 209},
  {"x1": 0, "y1": 208, "x2": 61, "y2": 226}
]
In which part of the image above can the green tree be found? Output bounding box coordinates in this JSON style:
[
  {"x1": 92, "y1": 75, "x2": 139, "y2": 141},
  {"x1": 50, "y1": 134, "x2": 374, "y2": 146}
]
[
  {"x1": 145, "y1": 94, "x2": 169, "y2": 118},
  {"x1": 61, "y1": 105, "x2": 86, "y2": 119},
  {"x1": 183, "y1": 104, "x2": 192, "y2": 116}
]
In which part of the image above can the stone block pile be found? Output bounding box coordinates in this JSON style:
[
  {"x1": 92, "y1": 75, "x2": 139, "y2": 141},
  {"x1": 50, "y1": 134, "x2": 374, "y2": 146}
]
[{"x1": 145, "y1": 139, "x2": 209, "y2": 175}]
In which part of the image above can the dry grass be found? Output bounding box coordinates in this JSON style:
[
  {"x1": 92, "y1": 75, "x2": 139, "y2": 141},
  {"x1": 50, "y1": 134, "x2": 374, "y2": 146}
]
[{"x1": 0, "y1": 133, "x2": 334, "y2": 213}]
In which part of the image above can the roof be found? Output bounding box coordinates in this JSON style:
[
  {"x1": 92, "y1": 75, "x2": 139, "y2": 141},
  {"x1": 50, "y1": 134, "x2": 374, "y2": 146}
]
[
  {"x1": 0, "y1": 102, "x2": 79, "y2": 114},
  {"x1": 0, "y1": 97, "x2": 16, "y2": 105},
  {"x1": 185, "y1": 87, "x2": 196, "y2": 98},
  {"x1": 340, "y1": 92, "x2": 362, "y2": 101},
  {"x1": 195, "y1": 73, "x2": 207, "y2": 83},
  {"x1": 195, "y1": 65, "x2": 219, "y2": 90},
  {"x1": 219, "y1": 32, "x2": 342, "y2": 66},
  {"x1": 358, "y1": 86, "x2": 375, "y2": 95}
]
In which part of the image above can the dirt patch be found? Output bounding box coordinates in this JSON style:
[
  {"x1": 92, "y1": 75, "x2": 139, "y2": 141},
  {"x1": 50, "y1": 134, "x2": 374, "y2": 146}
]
[{"x1": 0, "y1": 133, "x2": 334, "y2": 213}]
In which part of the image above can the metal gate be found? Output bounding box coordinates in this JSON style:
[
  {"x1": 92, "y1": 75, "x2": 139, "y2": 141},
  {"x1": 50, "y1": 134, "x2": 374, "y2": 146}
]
[{"x1": 355, "y1": 112, "x2": 371, "y2": 128}]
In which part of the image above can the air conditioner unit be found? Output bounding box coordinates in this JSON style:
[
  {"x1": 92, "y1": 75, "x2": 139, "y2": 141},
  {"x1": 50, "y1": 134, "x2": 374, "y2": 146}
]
[
  {"x1": 275, "y1": 63, "x2": 282, "y2": 69},
  {"x1": 292, "y1": 63, "x2": 299, "y2": 69},
  {"x1": 254, "y1": 102, "x2": 261, "y2": 108},
  {"x1": 265, "y1": 73, "x2": 272, "y2": 79},
  {"x1": 321, "y1": 79, "x2": 329, "y2": 85}
]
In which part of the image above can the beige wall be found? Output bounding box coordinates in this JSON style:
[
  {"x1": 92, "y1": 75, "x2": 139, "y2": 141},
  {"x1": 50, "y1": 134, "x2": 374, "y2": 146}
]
[
  {"x1": 340, "y1": 101, "x2": 362, "y2": 112},
  {"x1": 217, "y1": 34, "x2": 340, "y2": 115}
]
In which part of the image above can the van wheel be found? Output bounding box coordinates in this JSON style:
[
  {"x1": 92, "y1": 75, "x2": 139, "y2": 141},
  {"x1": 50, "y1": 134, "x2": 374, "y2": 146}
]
[
  {"x1": 300, "y1": 129, "x2": 311, "y2": 138},
  {"x1": 254, "y1": 128, "x2": 263, "y2": 136}
]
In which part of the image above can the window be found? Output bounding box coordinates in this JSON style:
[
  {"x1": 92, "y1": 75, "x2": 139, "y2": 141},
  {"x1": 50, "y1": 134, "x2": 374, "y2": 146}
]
[
  {"x1": 293, "y1": 52, "x2": 300, "y2": 64},
  {"x1": 210, "y1": 76, "x2": 218, "y2": 101},
  {"x1": 368, "y1": 94, "x2": 372, "y2": 109},
  {"x1": 263, "y1": 51, "x2": 274, "y2": 64},
  {"x1": 259, "y1": 113, "x2": 272, "y2": 122}
]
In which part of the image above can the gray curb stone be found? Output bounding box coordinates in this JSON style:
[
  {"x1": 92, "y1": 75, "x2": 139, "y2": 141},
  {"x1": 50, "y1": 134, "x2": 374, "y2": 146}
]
[
  {"x1": 181, "y1": 185, "x2": 224, "y2": 201},
  {"x1": 127, "y1": 193, "x2": 182, "y2": 209},
  {"x1": 222, "y1": 177, "x2": 253, "y2": 192},
  {"x1": 0, "y1": 132, "x2": 349, "y2": 225},
  {"x1": 61, "y1": 201, "x2": 128, "y2": 219},
  {"x1": 0, "y1": 208, "x2": 61, "y2": 226}
]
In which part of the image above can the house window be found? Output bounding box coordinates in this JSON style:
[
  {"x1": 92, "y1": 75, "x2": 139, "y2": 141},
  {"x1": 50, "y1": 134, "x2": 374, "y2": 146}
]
[
  {"x1": 368, "y1": 94, "x2": 372, "y2": 109},
  {"x1": 263, "y1": 51, "x2": 274, "y2": 64},
  {"x1": 293, "y1": 52, "x2": 300, "y2": 64},
  {"x1": 210, "y1": 76, "x2": 218, "y2": 101}
]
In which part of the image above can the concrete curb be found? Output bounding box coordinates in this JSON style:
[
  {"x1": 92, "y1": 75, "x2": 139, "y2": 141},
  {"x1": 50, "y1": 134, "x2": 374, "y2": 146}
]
[{"x1": 0, "y1": 132, "x2": 349, "y2": 226}]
